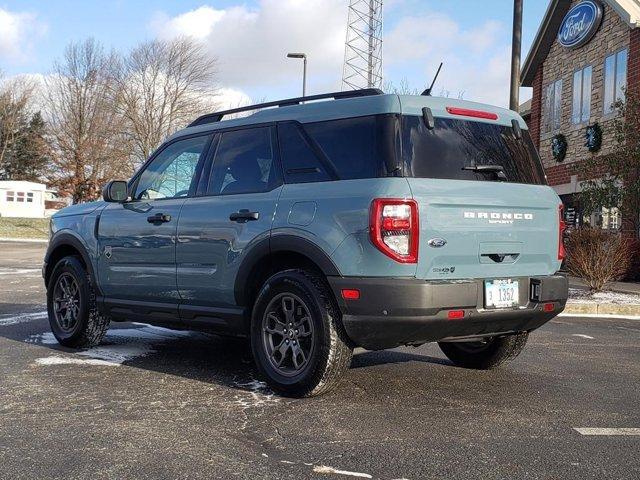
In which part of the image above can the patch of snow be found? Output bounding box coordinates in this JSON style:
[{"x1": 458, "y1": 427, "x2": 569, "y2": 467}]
[
  {"x1": 313, "y1": 465, "x2": 373, "y2": 478},
  {"x1": 233, "y1": 379, "x2": 279, "y2": 408},
  {"x1": 34, "y1": 356, "x2": 119, "y2": 367},
  {"x1": 568, "y1": 288, "x2": 640, "y2": 305},
  {"x1": 27, "y1": 324, "x2": 198, "y2": 365},
  {"x1": 572, "y1": 334, "x2": 595, "y2": 340},
  {"x1": 0, "y1": 311, "x2": 48, "y2": 326}
]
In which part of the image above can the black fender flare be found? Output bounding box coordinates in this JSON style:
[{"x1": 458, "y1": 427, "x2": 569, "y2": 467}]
[
  {"x1": 44, "y1": 232, "x2": 101, "y2": 294},
  {"x1": 233, "y1": 234, "x2": 341, "y2": 306}
]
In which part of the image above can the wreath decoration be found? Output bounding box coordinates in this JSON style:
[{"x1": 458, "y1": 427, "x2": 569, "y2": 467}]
[
  {"x1": 551, "y1": 134, "x2": 568, "y2": 162},
  {"x1": 584, "y1": 123, "x2": 603, "y2": 152}
]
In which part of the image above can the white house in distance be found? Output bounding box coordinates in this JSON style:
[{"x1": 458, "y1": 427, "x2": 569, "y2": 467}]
[{"x1": 0, "y1": 180, "x2": 51, "y2": 218}]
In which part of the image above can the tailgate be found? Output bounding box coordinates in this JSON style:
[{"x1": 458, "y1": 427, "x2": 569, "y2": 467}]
[{"x1": 408, "y1": 178, "x2": 562, "y2": 280}]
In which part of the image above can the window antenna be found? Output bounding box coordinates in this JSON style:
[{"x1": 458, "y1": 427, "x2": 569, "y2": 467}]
[{"x1": 421, "y1": 62, "x2": 443, "y2": 96}]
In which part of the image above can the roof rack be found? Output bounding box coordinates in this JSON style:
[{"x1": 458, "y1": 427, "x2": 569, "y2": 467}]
[{"x1": 188, "y1": 88, "x2": 384, "y2": 127}]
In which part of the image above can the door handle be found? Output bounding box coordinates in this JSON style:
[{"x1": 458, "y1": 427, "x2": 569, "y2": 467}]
[
  {"x1": 229, "y1": 210, "x2": 260, "y2": 222},
  {"x1": 147, "y1": 213, "x2": 172, "y2": 224}
]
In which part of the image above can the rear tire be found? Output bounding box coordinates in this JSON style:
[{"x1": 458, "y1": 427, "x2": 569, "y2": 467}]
[
  {"x1": 438, "y1": 332, "x2": 529, "y2": 369},
  {"x1": 250, "y1": 269, "x2": 353, "y2": 397},
  {"x1": 46, "y1": 255, "x2": 110, "y2": 348}
]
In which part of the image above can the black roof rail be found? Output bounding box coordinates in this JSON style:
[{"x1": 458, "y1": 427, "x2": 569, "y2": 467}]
[{"x1": 188, "y1": 88, "x2": 384, "y2": 127}]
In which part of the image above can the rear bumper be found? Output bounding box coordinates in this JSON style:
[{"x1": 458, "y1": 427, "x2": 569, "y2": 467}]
[{"x1": 327, "y1": 275, "x2": 568, "y2": 350}]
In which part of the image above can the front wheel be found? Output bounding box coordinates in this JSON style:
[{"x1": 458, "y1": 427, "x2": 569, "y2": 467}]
[
  {"x1": 438, "y1": 332, "x2": 529, "y2": 369},
  {"x1": 250, "y1": 269, "x2": 353, "y2": 397},
  {"x1": 46, "y1": 255, "x2": 110, "y2": 348}
]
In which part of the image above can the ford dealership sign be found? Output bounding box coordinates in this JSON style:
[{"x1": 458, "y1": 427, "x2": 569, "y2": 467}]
[{"x1": 558, "y1": 1, "x2": 603, "y2": 49}]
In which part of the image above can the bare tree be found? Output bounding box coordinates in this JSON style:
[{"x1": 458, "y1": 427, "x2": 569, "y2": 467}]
[
  {"x1": 113, "y1": 37, "x2": 218, "y2": 165},
  {"x1": 46, "y1": 39, "x2": 132, "y2": 203}
]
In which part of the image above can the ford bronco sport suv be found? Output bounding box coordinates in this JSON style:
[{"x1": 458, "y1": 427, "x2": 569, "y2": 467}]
[{"x1": 44, "y1": 89, "x2": 568, "y2": 397}]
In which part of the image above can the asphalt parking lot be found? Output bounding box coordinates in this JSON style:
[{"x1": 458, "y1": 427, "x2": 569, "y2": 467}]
[{"x1": 0, "y1": 241, "x2": 638, "y2": 480}]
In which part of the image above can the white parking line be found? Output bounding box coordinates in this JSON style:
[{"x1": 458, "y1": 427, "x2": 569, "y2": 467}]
[
  {"x1": 574, "y1": 428, "x2": 640, "y2": 436},
  {"x1": 0, "y1": 311, "x2": 48, "y2": 326},
  {"x1": 0, "y1": 267, "x2": 41, "y2": 276},
  {"x1": 313, "y1": 466, "x2": 373, "y2": 478},
  {"x1": 559, "y1": 313, "x2": 640, "y2": 320}
]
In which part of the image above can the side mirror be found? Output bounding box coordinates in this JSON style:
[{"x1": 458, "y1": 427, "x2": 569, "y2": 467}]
[{"x1": 102, "y1": 180, "x2": 129, "y2": 203}]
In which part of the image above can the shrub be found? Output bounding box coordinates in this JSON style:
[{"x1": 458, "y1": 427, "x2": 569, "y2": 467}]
[{"x1": 565, "y1": 227, "x2": 632, "y2": 291}]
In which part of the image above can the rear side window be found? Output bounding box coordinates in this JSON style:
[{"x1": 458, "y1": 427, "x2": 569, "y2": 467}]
[
  {"x1": 401, "y1": 116, "x2": 546, "y2": 185},
  {"x1": 277, "y1": 123, "x2": 333, "y2": 184},
  {"x1": 277, "y1": 115, "x2": 398, "y2": 184},
  {"x1": 305, "y1": 116, "x2": 392, "y2": 180},
  {"x1": 207, "y1": 127, "x2": 280, "y2": 195}
]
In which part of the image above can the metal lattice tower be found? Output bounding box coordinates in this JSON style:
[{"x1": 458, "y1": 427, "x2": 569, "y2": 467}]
[{"x1": 342, "y1": 0, "x2": 383, "y2": 90}]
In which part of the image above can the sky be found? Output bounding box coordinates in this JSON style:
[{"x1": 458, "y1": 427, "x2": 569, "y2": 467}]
[{"x1": 0, "y1": 0, "x2": 550, "y2": 108}]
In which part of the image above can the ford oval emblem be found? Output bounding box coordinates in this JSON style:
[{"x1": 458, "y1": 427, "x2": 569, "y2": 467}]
[
  {"x1": 428, "y1": 238, "x2": 447, "y2": 248},
  {"x1": 558, "y1": 1, "x2": 603, "y2": 49}
]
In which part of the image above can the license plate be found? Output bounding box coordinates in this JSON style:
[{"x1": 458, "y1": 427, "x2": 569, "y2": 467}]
[{"x1": 484, "y1": 279, "x2": 519, "y2": 309}]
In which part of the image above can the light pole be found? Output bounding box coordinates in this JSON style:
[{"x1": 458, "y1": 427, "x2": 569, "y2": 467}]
[
  {"x1": 287, "y1": 53, "x2": 307, "y2": 97},
  {"x1": 510, "y1": 0, "x2": 523, "y2": 111}
]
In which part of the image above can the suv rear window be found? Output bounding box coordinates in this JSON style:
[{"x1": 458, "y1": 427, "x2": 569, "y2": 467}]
[{"x1": 401, "y1": 116, "x2": 546, "y2": 185}]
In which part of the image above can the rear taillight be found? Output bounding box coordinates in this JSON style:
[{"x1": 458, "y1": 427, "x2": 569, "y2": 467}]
[
  {"x1": 370, "y1": 199, "x2": 419, "y2": 263},
  {"x1": 558, "y1": 204, "x2": 566, "y2": 261}
]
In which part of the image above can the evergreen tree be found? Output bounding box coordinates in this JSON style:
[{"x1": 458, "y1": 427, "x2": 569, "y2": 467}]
[{"x1": 6, "y1": 112, "x2": 51, "y2": 182}]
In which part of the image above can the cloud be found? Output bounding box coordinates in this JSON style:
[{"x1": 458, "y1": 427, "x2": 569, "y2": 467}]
[
  {"x1": 0, "y1": 8, "x2": 47, "y2": 62},
  {"x1": 149, "y1": 0, "x2": 347, "y2": 95},
  {"x1": 384, "y1": 11, "x2": 511, "y2": 106},
  {"x1": 151, "y1": 2, "x2": 515, "y2": 107}
]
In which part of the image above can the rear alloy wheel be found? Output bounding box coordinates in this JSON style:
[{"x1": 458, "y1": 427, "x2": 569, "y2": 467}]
[
  {"x1": 438, "y1": 332, "x2": 529, "y2": 370},
  {"x1": 47, "y1": 255, "x2": 110, "y2": 348},
  {"x1": 261, "y1": 293, "x2": 315, "y2": 376},
  {"x1": 251, "y1": 269, "x2": 353, "y2": 397}
]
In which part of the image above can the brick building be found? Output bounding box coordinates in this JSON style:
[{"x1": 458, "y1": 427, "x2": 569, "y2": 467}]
[{"x1": 522, "y1": 0, "x2": 640, "y2": 232}]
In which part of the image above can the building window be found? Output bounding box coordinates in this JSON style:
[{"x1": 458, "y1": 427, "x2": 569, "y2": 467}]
[
  {"x1": 604, "y1": 49, "x2": 627, "y2": 115},
  {"x1": 16, "y1": 192, "x2": 25, "y2": 202},
  {"x1": 6, "y1": 191, "x2": 15, "y2": 202},
  {"x1": 572, "y1": 66, "x2": 592, "y2": 124},
  {"x1": 27, "y1": 192, "x2": 34, "y2": 203},
  {"x1": 600, "y1": 207, "x2": 621, "y2": 230},
  {"x1": 543, "y1": 79, "x2": 563, "y2": 133}
]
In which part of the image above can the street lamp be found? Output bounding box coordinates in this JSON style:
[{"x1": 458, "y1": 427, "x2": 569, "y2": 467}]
[{"x1": 287, "y1": 52, "x2": 307, "y2": 97}]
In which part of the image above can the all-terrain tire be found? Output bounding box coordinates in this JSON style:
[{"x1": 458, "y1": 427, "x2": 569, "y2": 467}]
[
  {"x1": 250, "y1": 269, "x2": 353, "y2": 397},
  {"x1": 438, "y1": 332, "x2": 529, "y2": 370},
  {"x1": 46, "y1": 255, "x2": 110, "y2": 348}
]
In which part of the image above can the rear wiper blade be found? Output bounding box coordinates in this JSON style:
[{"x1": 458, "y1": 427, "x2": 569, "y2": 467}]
[
  {"x1": 461, "y1": 164, "x2": 504, "y2": 173},
  {"x1": 462, "y1": 164, "x2": 507, "y2": 181}
]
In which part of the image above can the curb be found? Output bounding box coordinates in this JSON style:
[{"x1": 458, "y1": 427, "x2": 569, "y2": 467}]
[
  {"x1": 0, "y1": 237, "x2": 48, "y2": 244},
  {"x1": 564, "y1": 303, "x2": 640, "y2": 316}
]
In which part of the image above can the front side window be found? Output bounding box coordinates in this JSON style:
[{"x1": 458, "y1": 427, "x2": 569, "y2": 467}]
[
  {"x1": 604, "y1": 49, "x2": 627, "y2": 115},
  {"x1": 135, "y1": 135, "x2": 209, "y2": 201},
  {"x1": 572, "y1": 66, "x2": 592, "y2": 124},
  {"x1": 401, "y1": 116, "x2": 546, "y2": 185},
  {"x1": 543, "y1": 79, "x2": 563, "y2": 133},
  {"x1": 207, "y1": 127, "x2": 279, "y2": 195}
]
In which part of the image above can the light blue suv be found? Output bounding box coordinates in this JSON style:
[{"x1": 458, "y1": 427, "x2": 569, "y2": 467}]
[{"x1": 43, "y1": 89, "x2": 568, "y2": 396}]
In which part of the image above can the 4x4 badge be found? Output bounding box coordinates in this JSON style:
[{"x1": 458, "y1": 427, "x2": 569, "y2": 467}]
[{"x1": 428, "y1": 238, "x2": 447, "y2": 248}]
